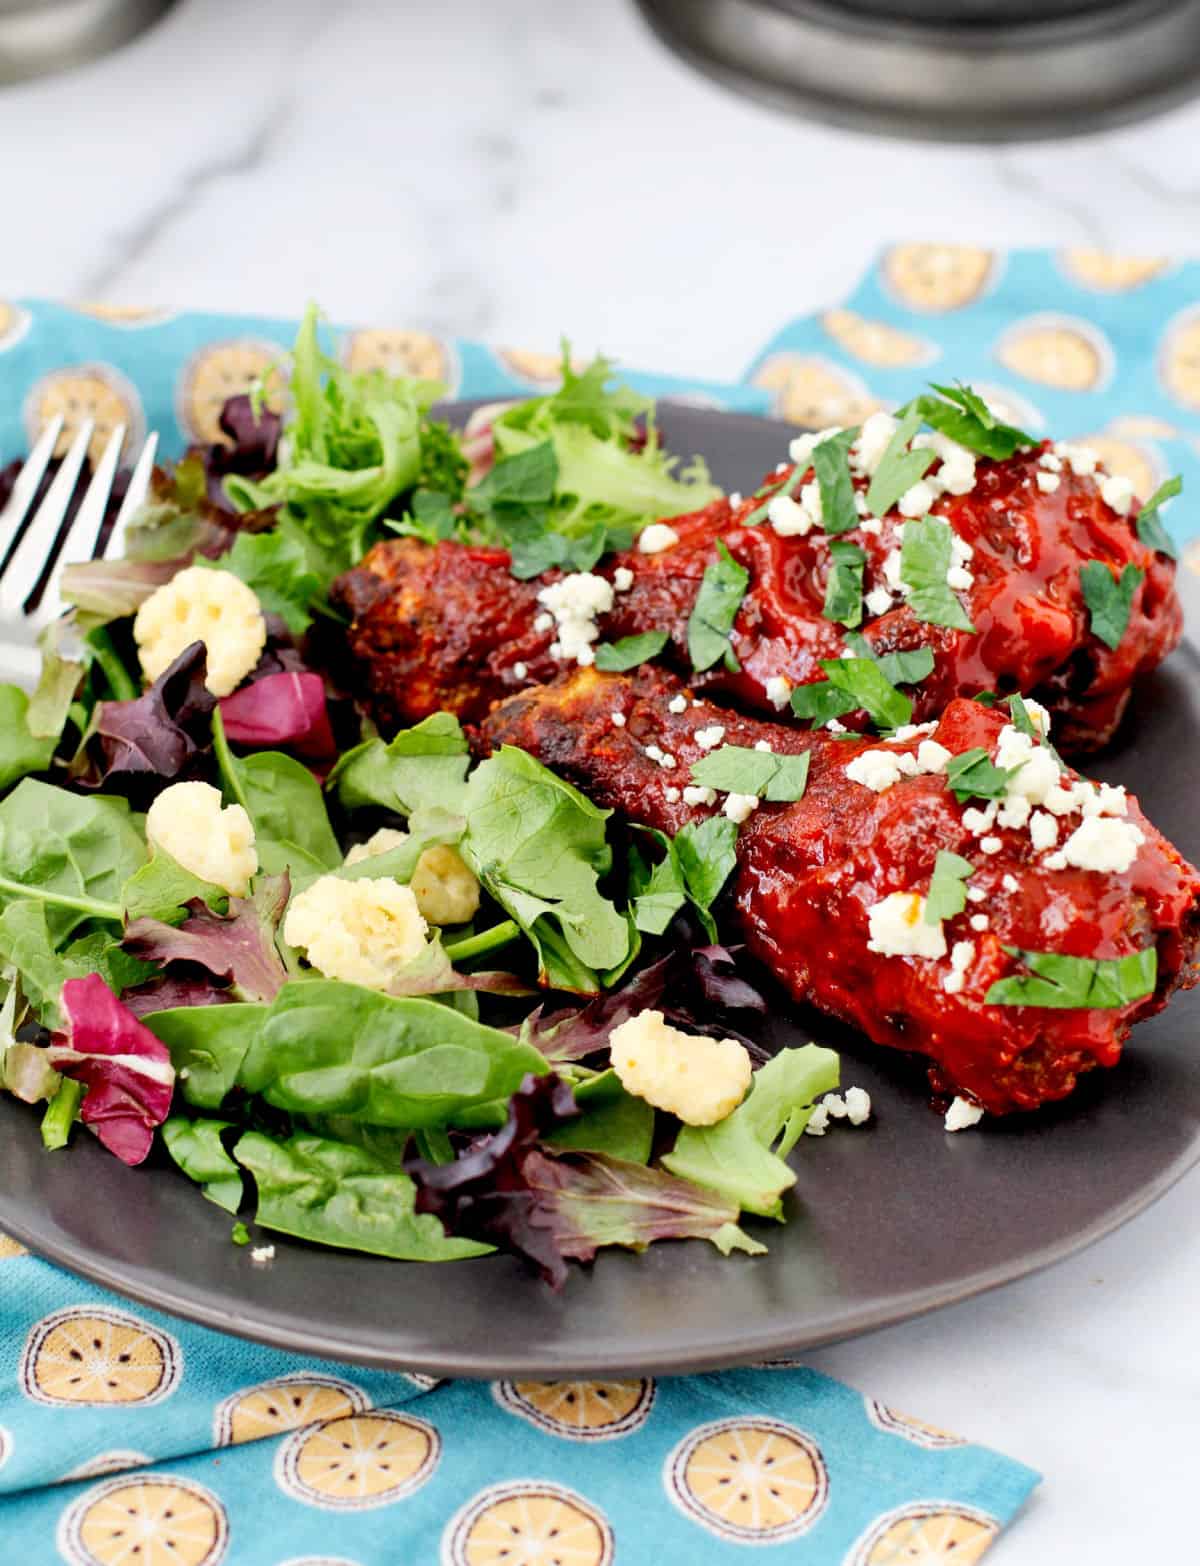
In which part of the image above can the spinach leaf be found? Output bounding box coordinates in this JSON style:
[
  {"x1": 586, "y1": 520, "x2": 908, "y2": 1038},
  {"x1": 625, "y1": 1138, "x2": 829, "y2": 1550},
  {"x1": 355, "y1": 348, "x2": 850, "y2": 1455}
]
[
  {"x1": 545, "y1": 1069, "x2": 654, "y2": 1163},
  {"x1": 162, "y1": 1117, "x2": 243, "y2": 1212},
  {"x1": 328, "y1": 711, "x2": 470, "y2": 820},
  {"x1": 594, "y1": 630, "x2": 670, "y2": 672},
  {"x1": 689, "y1": 745, "x2": 810, "y2": 803},
  {"x1": 925, "y1": 850, "x2": 974, "y2": 924},
  {"x1": 1136, "y1": 475, "x2": 1181, "y2": 559},
  {"x1": 663, "y1": 1045, "x2": 840, "y2": 1217},
  {"x1": 0, "y1": 686, "x2": 56, "y2": 791},
  {"x1": 900, "y1": 516, "x2": 975, "y2": 632},
  {"x1": 1080, "y1": 560, "x2": 1143, "y2": 651},
  {"x1": 146, "y1": 1002, "x2": 268, "y2": 1108},
  {"x1": 629, "y1": 835, "x2": 688, "y2": 937},
  {"x1": 0, "y1": 901, "x2": 155, "y2": 1027},
  {"x1": 0, "y1": 779, "x2": 146, "y2": 938},
  {"x1": 811, "y1": 428, "x2": 860, "y2": 536},
  {"x1": 121, "y1": 851, "x2": 228, "y2": 925},
  {"x1": 234, "y1": 1129, "x2": 489, "y2": 1260},
  {"x1": 460, "y1": 746, "x2": 630, "y2": 988},
  {"x1": 985, "y1": 946, "x2": 1156, "y2": 1009},
  {"x1": 631, "y1": 815, "x2": 738, "y2": 943},
  {"x1": 674, "y1": 815, "x2": 739, "y2": 910},
  {"x1": 687, "y1": 541, "x2": 748, "y2": 673},
  {"x1": 214, "y1": 713, "x2": 340, "y2": 879},
  {"x1": 237, "y1": 980, "x2": 547, "y2": 1127}
]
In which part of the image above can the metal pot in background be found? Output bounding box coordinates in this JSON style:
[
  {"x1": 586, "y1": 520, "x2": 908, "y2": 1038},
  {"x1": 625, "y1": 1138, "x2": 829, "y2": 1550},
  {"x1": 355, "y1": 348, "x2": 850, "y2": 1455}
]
[
  {"x1": 636, "y1": 0, "x2": 1200, "y2": 140},
  {"x1": 0, "y1": 0, "x2": 177, "y2": 85}
]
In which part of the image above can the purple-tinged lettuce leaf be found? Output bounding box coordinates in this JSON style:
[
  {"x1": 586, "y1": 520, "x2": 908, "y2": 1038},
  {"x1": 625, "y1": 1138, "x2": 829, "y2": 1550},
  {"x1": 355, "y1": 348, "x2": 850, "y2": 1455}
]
[
  {"x1": 190, "y1": 395, "x2": 282, "y2": 510},
  {"x1": 60, "y1": 556, "x2": 183, "y2": 620},
  {"x1": 123, "y1": 974, "x2": 234, "y2": 1018},
  {"x1": 90, "y1": 641, "x2": 215, "y2": 802},
  {"x1": 46, "y1": 973, "x2": 175, "y2": 1165},
  {"x1": 219, "y1": 672, "x2": 335, "y2": 759},
  {"x1": 693, "y1": 944, "x2": 769, "y2": 1014},
  {"x1": 124, "y1": 876, "x2": 290, "y2": 1003}
]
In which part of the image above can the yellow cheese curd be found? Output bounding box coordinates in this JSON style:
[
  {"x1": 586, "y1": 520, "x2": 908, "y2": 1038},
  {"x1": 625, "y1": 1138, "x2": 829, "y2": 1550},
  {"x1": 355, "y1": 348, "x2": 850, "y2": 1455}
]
[
  {"x1": 344, "y1": 829, "x2": 480, "y2": 925},
  {"x1": 145, "y1": 781, "x2": 258, "y2": 896},
  {"x1": 609, "y1": 1008, "x2": 753, "y2": 1126},
  {"x1": 283, "y1": 874, "x2": 430, "y2": 990},
  {"x1": 133, "y1": 565, "x2": 267, "y2": 697}
]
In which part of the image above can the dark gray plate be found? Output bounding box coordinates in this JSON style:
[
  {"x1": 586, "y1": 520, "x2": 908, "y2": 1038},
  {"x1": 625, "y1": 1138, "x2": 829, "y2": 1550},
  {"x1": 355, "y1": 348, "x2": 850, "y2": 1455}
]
[{"x1": 1, "y1": 404, "x2": 1198, "y2": 1379}]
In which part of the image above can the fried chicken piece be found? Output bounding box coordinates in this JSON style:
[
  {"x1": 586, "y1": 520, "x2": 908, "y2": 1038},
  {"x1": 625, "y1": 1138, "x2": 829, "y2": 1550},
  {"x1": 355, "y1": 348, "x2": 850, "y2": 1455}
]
[
  {"x1": 332, "y1": 441, "x2": 1181, "y2": 749},
  {"x1": 481, "y1": 666, "x2": 1200, "y2": 1116}
]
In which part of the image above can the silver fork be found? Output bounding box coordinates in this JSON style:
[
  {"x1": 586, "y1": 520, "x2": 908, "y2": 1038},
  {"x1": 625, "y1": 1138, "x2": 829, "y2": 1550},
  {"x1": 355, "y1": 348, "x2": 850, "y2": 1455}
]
[{"x1": 0, "y1": 420, "x2": 159, "y2": 685}]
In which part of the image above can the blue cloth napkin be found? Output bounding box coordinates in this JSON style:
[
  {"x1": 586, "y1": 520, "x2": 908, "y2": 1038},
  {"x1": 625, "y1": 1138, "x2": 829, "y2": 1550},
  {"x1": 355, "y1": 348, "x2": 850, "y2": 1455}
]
[{"x1": 7, "y1": 253, "x2": 1184, "y2": 1558}]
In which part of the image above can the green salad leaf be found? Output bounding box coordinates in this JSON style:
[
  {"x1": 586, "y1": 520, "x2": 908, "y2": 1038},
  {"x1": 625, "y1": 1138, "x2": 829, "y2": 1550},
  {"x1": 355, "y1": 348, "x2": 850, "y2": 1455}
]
[
  {"x1": 900, "y1": 516, "x2": 975, "y2": 632},
  {"x1": 147, "y1": 1002, "x2": 268, "y2": 1109},
  {"x1": 545, "y1": 1069, "x2": 654, "y2": 1163},
  {"x1": 1136, "y1": 475, "x2": 1181, "y2": 559},
  {"x1": 687, "y1": 541, "x2": 748, "y2": 673},
  {"x1": 328, "y1": 711, "x2": 471, "y2": 821},
  {"x1": 689, "y1": 745, "x2": 810, "y2": 803},
  {"x1": 925, "y1": 850, "x2": 974, "y2": 924},
  {"x1": 842, "y1": 632, "x2": 936, "y2": 691},
  {"x1": 121, "y1": 850, "x2": 228, "y2": 925},
  {"x1": 0, "y1": 901, "x2": 155, "y2": 1027},
  {"x1": 460, "y1": 746, "x2": 630, "y2": 990},
  {"x1": 0, "y1": 686, "x2": 57, "y2": 790},
  {"x1": 198, "y1": 531, "x2": 321, "y2": 635},
  {"x1": 986, "y1": 947, "x2": 1157, "y2": 1009},
  {"x1": 162, "y1": 1117, "x2": 243, "y2": 1212},
  {"x1": 214, "y1": 712, "x2": 341, "y2": 880},
  {"x1": 1080, "y1": 560, "x2": 1143, "y2": 651},
  {"x1": 630, "y1": 814, "x2": 738, "y2": 942},
  {"x1": 663, "y1": 1045, "x2": 840, "y2": 1218}
]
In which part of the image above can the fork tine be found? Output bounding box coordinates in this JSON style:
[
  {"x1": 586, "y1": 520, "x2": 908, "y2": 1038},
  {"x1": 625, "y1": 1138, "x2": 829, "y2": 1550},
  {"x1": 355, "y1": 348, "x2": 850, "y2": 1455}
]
[
  {"x1": 0, "y1": 421, "x2": 94, "y2": 618},
  {"x1": 103, "y1": 431, "x2": 158, "y2": 562},
  {"x1": 0, "y1": 415, "x2": 65, "y2": 563},
  {"x1": 32, "y1": 424, "x2": 127, "y2": 628}
]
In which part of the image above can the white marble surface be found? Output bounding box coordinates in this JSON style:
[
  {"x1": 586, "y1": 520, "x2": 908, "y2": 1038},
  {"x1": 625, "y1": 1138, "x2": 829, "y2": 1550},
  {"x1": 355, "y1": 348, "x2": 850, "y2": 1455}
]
[{"x1": 4, "y1": 1, "x2": 1200, "y2": 1558}]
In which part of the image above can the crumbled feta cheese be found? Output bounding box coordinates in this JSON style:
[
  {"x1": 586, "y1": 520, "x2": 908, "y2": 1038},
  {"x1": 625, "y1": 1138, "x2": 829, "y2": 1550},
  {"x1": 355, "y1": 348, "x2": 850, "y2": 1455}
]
[
  {"x1": 134, "y1": 565, "x2": 266, "y2": 697},
  {"x1": 845, "y1": 749, "x2": 905, "y2": 793},
  {"x1": 844, "y1": 1086, "x2": 872, "y2": 1125},
  {"x1": 867, "y1": 892, "x2": 947, "y2": 959},
  {"x1": 926, "y1": 433, "x2": 977, "y2": 496},
  {"x1": 851, "y1": 412, "x2": 898, "y2": 478},
  {"x1": 645, "y1": 744, "x2": 664, "y2": 762},
  {"x1": 534, "y1": 611, "x2": 553, "y2": 633},
  {"x1": 892, "y1": 722, "x2": 938, "y2": 742},
  {"x1": 804, "y1": 1104, "x2": 830, "y2": 1137},
  {"x1": 728, "y1": 491, "x2": 743, "y2": 509},
  {"x1": 611, "y1": 711, "x2": 626, "y2": 727},
  {"x1": 823, "y1": 1093, "x2": 848, "y2": 1119},
  {"x1": 1100, "y1": 473, "x2": 1134, "y2": 514},
  {"x1": 1036, "y1": 471, "x2": 1061, "y2": 494},
  {"x1": 767, "y1": 494, "x2": 811, "y2": 537},
  {"x1": 660, "y1": 754, "x2": 677, "y2": 770},
  {"x1": 967, "y1": 886, "x2": 987, "y2": 904},
  {"x1": 668, "y1": 694, "x2": 688, "y2": 714},
  {"x1": 1060, "y1": 816, "x2": 1145, "y2": 873},
  {"x1": 765, "y1": 675, "x2": 792, "y2": 710},
  {"x1": 896, "y1": 753, "x2": 920, "y2": 777},
  {"x1": 1043, "y1": 783, "x2": 1081, "y2": 817},
  {"x1": 610, "y1": 1009, "x2": 752, "y2": 1126},
  {"x1": 969, "y1": 913, "x2": 989, "y2": 932},
  {"x1": 1044, "y1": 851, "x2": 1068, "y2": 870},
  {"x1": 916, "y1": 740, "x2": 952, "y2": 775},
  {"x1": 882, "y1": 548, "x2": 905, "y2": 593},
  {"x1": 865, "y1": 586, "x2": 895, "y2": 617},
  {"x1": 1023, "y1": 699, "x2": 1052, "y2": 737},
  {"x1": 537, "y1": 571, "x2": 614, "y2": 665},
  {"x1": 147, "y1": 780, "x2": 258, "y2": 897},
  {"x1": 898, "y1": 478, "x2": 938, "y2": 518},
  {"x1": 854, "y1": 491, "x2": 869, "y2": 516},
  {"x1": 997, "y1": 795, "x2": 1031, "y2": 830},
  {"x1": 1095, "y1": 783, "x2": 1129, "y2": 817},
  {"x1": 612, "y1": 566, "x2": 634, "y2": 592},
  {"x1": 695, "y1": 724, "x2": 726, "y2": 750},
  {"x1": 512, "y1": 661, "x2": 528, "y2": 680},
  {"x1": 683, "y1": 785, "x2": 717, "y2": 807},
  {"x1": 1002, "y1": 873, "x2": 1019, "y2": 892},
  {"x1": 1039, "y1": 449, "x2": 1063, "y2": 473},
  {"x1": 944, "y1": 1096, "x2": 984, "y2": 1132},
  {"x1": 994, "y1": 725, "x2": 1062, "y2": 805},
  {"x1": 1055, "y1": 442, "x2": 1099, "y2": 477},
  {"x1": 754, "y1": 739, "x2": 773, "y2": 753},
  {"x1": 284, "y1": 875, "x2": 429, "y2": 990},
  {"x1": 799, "y1": 480, "x2": 823, "y2": 526},
  {"x1": 250, "y1": 1245, "x2": 275, "y2": 1263},
  {"x1": 860, "y1": 517, "x2": 883, "y2": 537},
  {"x1": 946, "y1": 565, "x2": 974, "y2": 591},
  {"x1": 723, "y1": 792, "x2": 759, "y2": 825},
  {"x1": 979, "y1": 836, "x2": 1003, "y2": 856},
  {"x1": 826, "y1": 718, "x2": 848, "y2": 734},
  {"x1": 941, "y1": 938, "x2": 975, "y2": 994},
  {"x1": 637, "y1": 523, "x2": 679, "y2": 554},
  {"x1": 789, "y1": 425, "x2": 845, "y2": 469},
  {"x1": 665, "y1": 786, "x2": 680, "y2": 803},
  {"x1": 1029, "y1": 811, "x2": 1059, "y2": 852},
  {"x1": 962, "y1": 802, "x2": 998, "y2": 834}
]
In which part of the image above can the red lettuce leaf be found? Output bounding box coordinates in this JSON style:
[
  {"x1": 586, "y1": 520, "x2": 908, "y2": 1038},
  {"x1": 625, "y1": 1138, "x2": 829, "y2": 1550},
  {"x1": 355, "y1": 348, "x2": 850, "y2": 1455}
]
[
  {"x1": 219, "y1": 671, "x2": 335, "y2": 759},
  {"x1": 123, "y1": 975, "x2": 234, "y2": 1018},
  {"x1": 47, "y1": 974, "x2": 175, "y2": 1165},
  {"x1": 188, "y1": 395, "x2": 281, "y2": 510},
  {"x1": 90, "y1": 641, "x2": 215, "y2": 803},
  {"x1": 124, "y1": 876, "x2": 289, "y2": 1003}
]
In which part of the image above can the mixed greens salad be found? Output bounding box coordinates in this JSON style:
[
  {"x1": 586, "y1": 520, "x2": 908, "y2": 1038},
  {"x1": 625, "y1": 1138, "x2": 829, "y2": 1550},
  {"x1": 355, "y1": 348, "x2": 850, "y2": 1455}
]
[{"x1": 0, "y1": 309, "x2": 846, "y2": 1287}]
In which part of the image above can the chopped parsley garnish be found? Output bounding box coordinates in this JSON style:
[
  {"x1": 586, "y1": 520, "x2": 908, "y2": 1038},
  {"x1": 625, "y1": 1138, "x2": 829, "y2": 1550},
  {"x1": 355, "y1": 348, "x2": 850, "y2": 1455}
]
[
  {"x1": 1006, "y1": 694, "x2": 1063, "y2": 767},
  {"x1": 973, "y1": 690, "x2": 999, "y2": 707},
  {"x1": 792, "y1": 657, "x2": 914, "y2": 732},
  {"x1": 906, "y1": 383, "x2": 1037, "y2": 460},
  {"x1": 689, "y1": 745, "x2": 811, "y2": 802},
  {"x1": 687, "y1": 541, "x2": 748, "y2": 673},
  {"x1": 985, "y1": 946, "x2": 1157, "y2": 1009},
  {"x1": 866, "y1": 407, "x2": 936, "y2": 518},
  {"x1": 943, "y1": 747, "x2": 1014, "y2": 803},
  {"x1": 924, "y1": 850, "x2": 974, "y2": 925},
  {"x1": 1136, "y1": 475, "x2": 1181, "y2": 560},
  {"x1": 900, "y1": 516, "x2": 975, "y2": 632},
  {"x1": 745, "y1": 467, "x2": 803, "y2": 527},
  {"x1": 594, "y1": 630, "x2": 670, "y2": 672},
  {"x1": 1080, "y1": 560, "x2": 1143, "y2": 651},
  {"x1": 811, "y1": 429, "x2": 861, "y2": 536},
  {"x1": 822, "y1": 540, "x2": 866, "y2": 628}
]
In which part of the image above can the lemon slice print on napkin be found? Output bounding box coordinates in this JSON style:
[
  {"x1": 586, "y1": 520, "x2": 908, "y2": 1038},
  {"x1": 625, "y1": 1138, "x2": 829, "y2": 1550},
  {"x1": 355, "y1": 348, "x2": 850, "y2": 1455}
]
[
  {"x1": 444, "y1": 1481, "x2": 614, "y2": 1566},
  {"x1": 865, "y1": 1399, "x2": 967, "y2": 1449},
  {"x1": 497, "y1": 346, "x2": 588, "y2": 387},
  {"x1": 821, "y1": 308, "x2": 938, "y2": 368},
  {"x1": 214, "y1": 1373, "x2": 371, "y2": 1447},
  {"x1": 342, "y1": 327, "x2": 458, "y2": 393},
  {"x1": 21, "y1": 1305, "x2": 181, "y2": 1408},
  {"x1": 275, "y1": 1411, "x2": 440, "y2": 1510},
  {"x1": 1160, "y1": 306, "x2": 1200, "y2": 411},
  {"x1": 58, "y1": 1475, "x2": 228, "y2": 1566},
  {"x1": 71, "y1": 302, "x2": 175, "y2": 328},
  {"x1": 23, "y1": 364, "x2": 144, "y2": 465},
  {"x1": 881, "y1": 244, "x2": 998, "y2": 313},
  {"x1": 176, "y1": 339, "x2": 286, "y2": 445},
  {"x1": 996, "y1": 314, "x2": 1114, "y2": 392},
  {"x1": 1060, "y1": 250, "x2": 1172, "y2": 292},
  {"x1": 848, "y1": 1501, "x2": 1000, "y2": 1565},
  {"x1": 1078, "y1": 431, "x2": 1165, "y2": 503},
  {"x1": 493, "y1": 1378, "x2": 656, "y2": 1441},
  {"x1": 61, "y1": 1451, "x2": 153, "y2": 1483},
  {"x1": 665, "y1": 1416, "x2": 829, "y2": 1543},
  {"x1": 0, "y1": 300, "x2": 31, "y2": 353},
  {"x1": 0, "y1": 1230, "x2": 27, "y2": 1259},
  {"x1": 753, "y1": 353, "x2": 882, "y2": 427}
]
